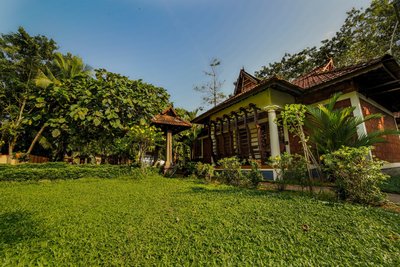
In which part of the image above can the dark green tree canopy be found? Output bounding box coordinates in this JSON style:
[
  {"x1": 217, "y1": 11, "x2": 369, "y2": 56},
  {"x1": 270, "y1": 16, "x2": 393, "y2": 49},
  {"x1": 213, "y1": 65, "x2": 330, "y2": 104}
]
[{"x1": 256, "y1": 0, "x2": 399, "y2": 80}]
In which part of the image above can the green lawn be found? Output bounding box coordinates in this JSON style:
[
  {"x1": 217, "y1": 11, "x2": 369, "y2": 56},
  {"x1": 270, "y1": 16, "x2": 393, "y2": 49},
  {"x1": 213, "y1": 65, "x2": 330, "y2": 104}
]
[{"x1": 0, "y1": 175, "x2": 399, "y2": 266}]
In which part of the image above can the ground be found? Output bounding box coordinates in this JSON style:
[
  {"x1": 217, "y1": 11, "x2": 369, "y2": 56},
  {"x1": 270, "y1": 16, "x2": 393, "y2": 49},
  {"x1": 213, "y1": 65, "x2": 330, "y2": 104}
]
[{"x1": 0, "y1": 175, "x2": 399, "y2": 266}]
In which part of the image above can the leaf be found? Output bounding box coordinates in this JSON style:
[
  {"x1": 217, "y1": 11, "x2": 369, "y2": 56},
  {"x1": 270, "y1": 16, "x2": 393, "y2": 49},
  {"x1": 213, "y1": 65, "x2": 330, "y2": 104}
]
[
  {"x1": 52, "y1": 129, "x2": 61, "y2": 138},
  {"x1": 93, "y1": 118, "x2": 101, "y2": 126}
]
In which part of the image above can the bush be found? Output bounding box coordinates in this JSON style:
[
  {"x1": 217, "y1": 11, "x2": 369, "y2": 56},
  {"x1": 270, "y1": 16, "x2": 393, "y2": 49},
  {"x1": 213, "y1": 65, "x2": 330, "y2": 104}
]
[
  {"x1": 180, "y1": 161, "x2": 197, "y2": 177},
  {"x1": 245, "y1": 160, "x2": 263, "y2": 187},
  {"x1": 195, "y1": 162, "x2": 214, "y2": 181},
  {"x1": 217, "y1": 157, "x2": 249, "y2": 186},
  {"x1": 322, "y1": 146, "x2": 388, "y2": 204},
  {"x1": 0, "y1": 163, "x2": 140, "y2": 181},
  {"x1": 270, "y1": 153, "x2": 308, "y2": 190}
]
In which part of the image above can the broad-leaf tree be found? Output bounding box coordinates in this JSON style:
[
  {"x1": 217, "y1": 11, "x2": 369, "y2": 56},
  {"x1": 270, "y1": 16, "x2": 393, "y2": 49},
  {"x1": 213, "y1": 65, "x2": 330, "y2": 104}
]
[
  {"x1": 0, "y1": 27, "x2": 57, "y2": 162},
  {"x1": 256, "y1": 0, "x2": 399, "y2": 80}
]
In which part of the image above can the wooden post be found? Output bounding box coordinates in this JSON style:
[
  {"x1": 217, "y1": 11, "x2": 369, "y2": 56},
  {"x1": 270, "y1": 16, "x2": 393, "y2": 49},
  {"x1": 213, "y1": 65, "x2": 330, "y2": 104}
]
[
  {"x1": 212, "y1": 121, "x2": 219, "y2": 160},
  {"x1": 225, "y1": 115, "x2": 233, "y2": 157},
  {"x1": 165, "y1": 129, "x2": 173, "y2": 170},
  {"x1": 251, "y1": 104, "x2": 265, "y2": 164},
  {"x1": 207, "y1": 123, "x2": 215, "y2": 164},
  {"x1": 241, "y1": 107, "x2": 255, "y2": 160},
  {"x1": 218, "y1": 118, "x2": 225, "y2": 157},
  {"x1": 233, "y1": 112, "x2": 241, "y2": 157}
]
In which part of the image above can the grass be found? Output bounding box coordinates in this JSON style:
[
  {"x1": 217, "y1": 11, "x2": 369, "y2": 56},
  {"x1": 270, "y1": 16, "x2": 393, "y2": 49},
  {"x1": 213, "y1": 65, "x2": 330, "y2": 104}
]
[
  {"x1": 0, "y1": 175, "x2": 399, "y2": 266},
  {"x1": 381, "y1": 175, "x2": 400, "y2": 194}
]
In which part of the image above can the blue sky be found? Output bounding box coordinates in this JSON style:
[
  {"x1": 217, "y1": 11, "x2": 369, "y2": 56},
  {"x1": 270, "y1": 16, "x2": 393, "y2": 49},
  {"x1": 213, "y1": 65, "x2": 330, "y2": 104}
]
[{"x1": 1, "y1": 0, "x2": 370, "y2": 111}]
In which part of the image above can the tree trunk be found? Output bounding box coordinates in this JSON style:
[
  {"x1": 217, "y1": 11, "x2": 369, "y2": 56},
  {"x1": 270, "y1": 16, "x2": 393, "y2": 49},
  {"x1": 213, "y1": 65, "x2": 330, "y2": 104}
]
[
  {"x1": 26, "y1": 124, "x2": 47, "y2": 155},
  {"x1": 7, "y1": 139, "x2": 16, "y2": 164}
]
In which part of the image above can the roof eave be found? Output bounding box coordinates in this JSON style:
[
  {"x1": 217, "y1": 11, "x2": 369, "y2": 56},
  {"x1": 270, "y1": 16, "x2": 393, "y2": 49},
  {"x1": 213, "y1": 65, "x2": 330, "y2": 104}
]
[{"x1": 192, "y1": 79, "x2": 302, "y2": 124}]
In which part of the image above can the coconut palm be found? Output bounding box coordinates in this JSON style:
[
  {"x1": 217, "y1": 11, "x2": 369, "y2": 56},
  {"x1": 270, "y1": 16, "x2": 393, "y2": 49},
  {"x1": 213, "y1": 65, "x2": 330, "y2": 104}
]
[
  {"x1": 35, "y1": 52, "x2": 92, "y2": 88},
  {"x1": 27, "y1": 53, "x2": 92, "y2": 156},
  {"x1": 306, "y1": 93, "x2": 400, "y2": 154}
]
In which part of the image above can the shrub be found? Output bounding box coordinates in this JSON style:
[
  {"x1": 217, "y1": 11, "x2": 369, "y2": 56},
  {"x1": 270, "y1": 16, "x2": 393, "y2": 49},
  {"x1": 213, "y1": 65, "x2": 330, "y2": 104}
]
[
  {"x1": 270, "y1": 153, "x2": 308, "y2": 190},
  {"x1": 0, "y1": 163, "x2": 140, "y2": 181},
  {"x1": 180, "y1": 161, "x2": 197, "y2": 177},
  {"x1": 195, "y1": 162, "x2": 214, "y2": 181},
  {"x1": 322, "y1": 146, "x2": 388, "y2": 204},
  {"x1": 245, "y1": 160, "x2": 263, "y2": 187},
  {"x1": 217, "y1": 157, "x2": 249, "y2": 186}
]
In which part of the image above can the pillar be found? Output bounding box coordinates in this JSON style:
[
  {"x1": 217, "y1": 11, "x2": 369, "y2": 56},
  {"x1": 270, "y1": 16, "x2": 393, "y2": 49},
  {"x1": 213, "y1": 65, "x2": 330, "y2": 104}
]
[
  {"x1": 266, "y1": 106, "x2": 281, "y2": 158},
  {"x1": 251, "y1": 104, "x2": 265, "y2": 163},
  {"x1": 233, "y1": 113, "x2": 241, "y2": 156},
  {"x1": 165, "y1": 129, "x2": 173, "y2": 169}
]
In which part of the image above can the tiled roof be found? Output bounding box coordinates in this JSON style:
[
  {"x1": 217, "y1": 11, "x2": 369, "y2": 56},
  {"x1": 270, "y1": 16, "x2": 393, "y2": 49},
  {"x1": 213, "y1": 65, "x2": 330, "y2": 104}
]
[
  {"x1": 152, "y1": 107, "x2": 192, "y2": 127},
  {"x1": 292, "y1": 57, "x2": 382, "y2": 89}
]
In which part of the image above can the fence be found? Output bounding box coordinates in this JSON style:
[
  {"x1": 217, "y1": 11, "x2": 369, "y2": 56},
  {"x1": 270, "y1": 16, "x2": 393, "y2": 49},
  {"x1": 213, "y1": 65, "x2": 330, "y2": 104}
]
[{"x1": 0, "y1": 154, "x2": 49, "y2": 164}]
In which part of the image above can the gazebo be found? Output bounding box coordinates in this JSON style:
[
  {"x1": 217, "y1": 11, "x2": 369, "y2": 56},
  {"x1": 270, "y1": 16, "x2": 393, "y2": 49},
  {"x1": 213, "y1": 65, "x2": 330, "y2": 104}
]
[{"x1": 151, "y1": 107, "x2": 192, "y2": 171}]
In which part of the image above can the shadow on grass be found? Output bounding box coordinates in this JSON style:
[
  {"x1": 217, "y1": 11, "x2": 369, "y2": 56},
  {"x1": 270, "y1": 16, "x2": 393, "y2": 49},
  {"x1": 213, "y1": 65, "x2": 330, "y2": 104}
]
[
  {"x1": 187, "y1": 185, "x2": 301, "y2": 200},
  {"x1": 187, "y1": 184, "x2": 339, "y2": 204},
  {"x1": 0, "y1": 211, "x2": 43, "y2": 246}
]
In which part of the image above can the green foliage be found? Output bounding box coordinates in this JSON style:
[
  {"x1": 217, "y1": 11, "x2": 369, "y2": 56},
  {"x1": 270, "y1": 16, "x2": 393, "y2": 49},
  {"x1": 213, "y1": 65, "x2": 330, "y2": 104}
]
[
  {"x1": 280, "y1": 104, "x2": 307, "y2": 133},
  {"x1": 0, "y1": 176, "x2": 399, "y2": 265},
  {"x1": 270, "y1": 153, "x2": 308, "y2": 190},
  {"x1": 256, "y1": 0, "x2": 399, "y2": 80},
  {"x1": 128, "y1": 123, "x2": 163, "y2": 166},
  {"x1": 217, "y1": 157, "x2": 249, "y2": 186},
  {"x1": 246, "y1": 159, "x2": 263, "y2": 187},
  {"x1": 1, "y1": 28, "x2": 171, "y2": 162},
  {"x1": 279, "y1": 103, "x2": 321, "y2": 180},
  {"x1": 322, "y1": 146, "x2": 389, "y2": 204},
  {"x1": 0, "y1": 163, "x2": 138, "y2": 181},
  {"x1": 381, "y1": 175, "x2": 400, "y2": 194},
  {"x1": 195, "y1": 162, "x2": 214, "y2": 181},
  {"x1": 0, "y1": 27, "x2": 57, "y2": 159},
  {"x1": 306, "y1": 93, "x2": 400, "y2": 154}
]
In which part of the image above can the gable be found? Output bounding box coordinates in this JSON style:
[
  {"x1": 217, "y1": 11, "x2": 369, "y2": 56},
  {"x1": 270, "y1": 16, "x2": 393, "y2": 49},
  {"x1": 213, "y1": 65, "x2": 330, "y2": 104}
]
[{"x1": 234, "y1": 69, "x2": 260, "y2": 95}]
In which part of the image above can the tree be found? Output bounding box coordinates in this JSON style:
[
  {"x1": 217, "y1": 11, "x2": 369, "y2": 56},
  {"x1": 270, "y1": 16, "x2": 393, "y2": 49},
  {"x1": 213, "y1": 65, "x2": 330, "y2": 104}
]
[
  {"x1": 256, "y1": 0, "x2": 399, "y2": 80},
  {"x1": 28, "y1": 52, "x2": 92, "y2": 156},
  {"x1": 306, "y1": 93, "x2": 400, "y2": 155},
  {"x1": 0, "y1": 27, "x2": 57, "y2": 162},
  {"x1": 279, "y1": 104, "x2": 321, "y2": 188},
  {"x1": 128, "y1": 122, "x2": 164, "y2": 169},
  {"x1": 194, "y1": 58, "x2": 226, "y2": 108},
  {"x1": 61, "y1": 69, "x2": 170, "y2": 162},
  {"x1": 174, "y1": 108, "x2": 202, "y2": 160}
]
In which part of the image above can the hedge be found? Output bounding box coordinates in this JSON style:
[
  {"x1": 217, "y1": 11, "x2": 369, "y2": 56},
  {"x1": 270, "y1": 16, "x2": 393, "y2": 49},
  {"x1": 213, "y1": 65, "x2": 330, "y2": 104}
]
[{"x1": 0, "y1": 163, "x2": 139, "y2": 181}]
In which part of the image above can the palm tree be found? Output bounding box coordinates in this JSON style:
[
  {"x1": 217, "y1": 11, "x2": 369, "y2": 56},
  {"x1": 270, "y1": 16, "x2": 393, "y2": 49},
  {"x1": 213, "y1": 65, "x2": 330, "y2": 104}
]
[
  {"x1": 27, "y1": 53, "x2": 91, "y2": 156},
  {"x1": 35, "y1": 52, "x2": 92, "y2": 88},
  {"x1": 306, "y1": 93, "x2": 400, "y2": 154}
]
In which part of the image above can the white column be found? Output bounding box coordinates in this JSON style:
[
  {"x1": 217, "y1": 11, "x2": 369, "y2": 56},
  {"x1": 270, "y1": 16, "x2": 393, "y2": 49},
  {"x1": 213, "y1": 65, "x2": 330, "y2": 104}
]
[
  {"x1": 267, "y1": 108, "x2": 281, "y2": 158},
  {"x1": 349, "y1": 93, "x2": 368, "y2": 138}
]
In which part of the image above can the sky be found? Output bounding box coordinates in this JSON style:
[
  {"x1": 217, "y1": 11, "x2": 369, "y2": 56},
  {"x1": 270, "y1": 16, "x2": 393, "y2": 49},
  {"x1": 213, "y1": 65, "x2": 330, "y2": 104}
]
[{"x1": 1, "y1": 0, "x2": 371, "y2": 111}]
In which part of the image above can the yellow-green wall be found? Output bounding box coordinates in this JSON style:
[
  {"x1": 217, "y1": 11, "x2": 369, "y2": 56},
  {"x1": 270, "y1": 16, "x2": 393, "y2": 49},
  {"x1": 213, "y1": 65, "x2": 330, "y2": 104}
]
[{"x1": 210, "y1": 88, "x2": 295, "y2": 120}]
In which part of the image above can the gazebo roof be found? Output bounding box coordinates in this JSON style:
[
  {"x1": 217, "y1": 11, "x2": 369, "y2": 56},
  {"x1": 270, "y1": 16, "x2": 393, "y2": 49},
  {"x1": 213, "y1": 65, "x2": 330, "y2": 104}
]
[{"x1": 151, "y1": 106, "x2": 192, "y2": 133}]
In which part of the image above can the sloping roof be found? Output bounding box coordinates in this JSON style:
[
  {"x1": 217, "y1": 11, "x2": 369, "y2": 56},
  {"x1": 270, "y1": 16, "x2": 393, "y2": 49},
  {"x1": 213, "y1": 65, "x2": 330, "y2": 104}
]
[
  {"x1": 192, "y1": 76, "x2": 302, "y2": 123},
  {"x1": 292, "y1": 57, "x2": 384, "y2": 89},
  {"x1": 233, "y1": 69, "x2": 261, "y2": 95},
  {"x1": 193, "y1": 54, "x2": 400, "y2": 124},
  {"x1": 152, "y1": 107, "x2": 192, "y2": 128}
]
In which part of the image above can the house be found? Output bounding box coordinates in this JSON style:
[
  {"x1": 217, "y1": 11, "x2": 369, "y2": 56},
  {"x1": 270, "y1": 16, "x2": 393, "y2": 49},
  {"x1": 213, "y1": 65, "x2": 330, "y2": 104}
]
[{"x1": 192, "y1": 54, "x2": 400, "y2": 179}]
